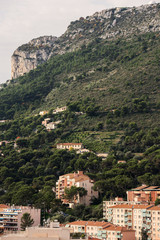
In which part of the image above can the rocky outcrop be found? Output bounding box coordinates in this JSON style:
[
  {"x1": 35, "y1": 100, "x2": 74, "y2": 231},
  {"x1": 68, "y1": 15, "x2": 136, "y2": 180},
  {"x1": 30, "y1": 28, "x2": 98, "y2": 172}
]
[
  {"x1": 11, "y1": 36, "x2": 57, "y2": 79},
  {"x1": 11, "y1": 3, "x2": 160, "y2": 79}
]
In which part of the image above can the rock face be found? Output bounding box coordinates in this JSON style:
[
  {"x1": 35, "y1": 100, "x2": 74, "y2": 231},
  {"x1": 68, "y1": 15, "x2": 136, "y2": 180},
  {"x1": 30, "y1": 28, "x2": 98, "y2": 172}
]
[
  {"x1": 11, "y1": 36, "x2": 57, "y2": 79},
  {"x1": 11, "y1": 3, "x2": 160, "y2": 79}
]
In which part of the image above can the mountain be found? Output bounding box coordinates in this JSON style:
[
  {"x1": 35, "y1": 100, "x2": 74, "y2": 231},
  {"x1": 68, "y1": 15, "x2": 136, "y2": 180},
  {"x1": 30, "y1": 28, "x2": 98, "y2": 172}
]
[
  {"x1": 0, "y1": 3, "x2": 160, "y2": 215},
  {"x1": 11, "y1": 3, "x2": 160, "y2": 79}
]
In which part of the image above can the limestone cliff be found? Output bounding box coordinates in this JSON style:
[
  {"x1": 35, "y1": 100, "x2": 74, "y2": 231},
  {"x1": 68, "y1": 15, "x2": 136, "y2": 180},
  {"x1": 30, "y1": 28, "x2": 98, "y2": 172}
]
[
  {"x1": 11, "y1": 3, "x2": 160, "y2": 79},
  {"x1": 11, "y1": 36, "x2": 57, "y2": 79}
]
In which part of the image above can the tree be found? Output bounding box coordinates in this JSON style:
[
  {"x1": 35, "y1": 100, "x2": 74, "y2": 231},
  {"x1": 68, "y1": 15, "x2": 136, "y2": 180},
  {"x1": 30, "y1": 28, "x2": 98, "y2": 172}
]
[
  {"x1": 141, "y1": 227, "x2": 148, "y2": 240},
  {"x1": 21, "y1": 213, "x2": 34, "y2": 230}
]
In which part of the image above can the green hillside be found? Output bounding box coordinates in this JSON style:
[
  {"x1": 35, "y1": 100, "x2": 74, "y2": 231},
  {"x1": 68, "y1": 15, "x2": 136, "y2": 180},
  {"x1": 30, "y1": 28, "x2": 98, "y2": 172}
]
[{"x1": 0, "y1": 31, "x2": 160, "y2": 222}]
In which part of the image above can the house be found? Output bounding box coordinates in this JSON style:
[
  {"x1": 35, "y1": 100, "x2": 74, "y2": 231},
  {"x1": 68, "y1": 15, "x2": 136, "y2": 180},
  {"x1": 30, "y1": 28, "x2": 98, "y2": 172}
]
[
  {"x1": 0, "y1": 206, "x2": 40, "y2": 233},
  {"x1": 56, "y1": 143, "x2": 83, "y2": 150},
  {"x1": 127, "y1": 185, "x2": 160, "y2": 203},
  {"x1": 76, "y1": 148, "x2": 91, "y2": 154},
  {"x1": 56, "y1": 171, "x2": 98, "y2": 206},
  {"x1": 39, "y1": 111, "x2": 49, "y2": 116},
  {"x1": 96, "y1": 153, "x2": 108, "y2": 160},
  {"x1": 53, "y1": 106, "x2": 67, "y2": 114},
  {"x1": 66, "y1": 220, "x2": 135, "y2": 240},
  {"x1": 42, "y1": 119, "x2": 61, "y2": 130}
]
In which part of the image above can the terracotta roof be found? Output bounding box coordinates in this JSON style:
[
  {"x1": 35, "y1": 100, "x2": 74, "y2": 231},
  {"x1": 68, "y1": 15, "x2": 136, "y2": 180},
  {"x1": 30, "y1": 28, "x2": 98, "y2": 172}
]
[
  {"x1": 109, "y1": 204, "x2": 133, "y2": 209},
  {"x1": 0, "y1": 204, "x2": 9, "y2": 208},
  {"x1": 144, "y1": 186, "x2": 159, "y2": 190},
  {"x1": 130, "y1": 185, "x2": 148, "y2": 191},
  {"x1": 110, "y1": 204, "x2": 153, "y2": 209},
  {"x1": 133, "y1": 205, "x2": 153, "y2": 209},
  {"x1": 75, "y1": 176, "x2": 90, "y2": 182},
  {"x1": 149, "y1": 206, "x2": 160, "y2": 211},
  {"x1": 57, "y1": 143, "x2": 82, "y2": 146},
  {"x1": 69, "y1": 221, "x2": 112, "y2": 228}
]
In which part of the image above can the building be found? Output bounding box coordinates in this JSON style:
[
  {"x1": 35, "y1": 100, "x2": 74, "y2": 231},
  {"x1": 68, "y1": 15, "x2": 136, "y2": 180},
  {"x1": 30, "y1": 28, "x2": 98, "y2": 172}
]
[
  {"x1": 39, "y1": 111, "x2": 49, "y2": 116},
  {"x1": 56, "y1": 171, "x2": 98, "y2": 206},
  {"x1": 66, "y1": 220, "x2": 135, "y2": 240},
  {"x1": 106, "y1": 204, "x2": 160, "y2": 240},
  {"x1": 56, "y1": 143, "x2": 83, "y2": 150},
  {"x1": 96, "y1": 153, "x2": 108, "y2": 160},
  {"x1": 0, "y1": 206, "x2": 41, "y2": 233},
  {"x1": 42, "y1": 119, "x2": 61, "y2": 130},
  {"x1": 53, "y1": 106, "x2": 67, "y2": 114},
  {"x1": 103, "y1": 197, "x2": 142, "y2": 220},
  {"x1": 127, "y1": 185, "x2": 160, "y2": 203},
  {"x1": 0, "y1": 221, "x2": 70, "y2": 240}
]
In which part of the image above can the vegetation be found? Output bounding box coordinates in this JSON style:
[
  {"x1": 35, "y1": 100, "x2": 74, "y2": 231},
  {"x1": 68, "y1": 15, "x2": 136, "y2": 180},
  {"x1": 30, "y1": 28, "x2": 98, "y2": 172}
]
[
  {"x1": 0, "y1": 31, "x2": 159, "y2": 223},
  {"x1": 21, "y1": 213, "x2": 34, "y2": 230}
]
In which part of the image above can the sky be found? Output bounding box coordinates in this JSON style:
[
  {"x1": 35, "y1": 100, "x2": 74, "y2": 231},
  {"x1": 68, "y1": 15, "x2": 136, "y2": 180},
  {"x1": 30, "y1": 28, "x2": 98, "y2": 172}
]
[{"x1": 0, "y1": 0, "x2": 159, "y2": 84}]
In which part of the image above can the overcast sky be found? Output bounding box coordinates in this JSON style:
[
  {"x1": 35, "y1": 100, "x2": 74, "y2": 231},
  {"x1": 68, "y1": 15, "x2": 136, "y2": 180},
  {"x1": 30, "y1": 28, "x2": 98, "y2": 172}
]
[{"x1": 0, "y1": 0, "x2": 159, "y2": 84}]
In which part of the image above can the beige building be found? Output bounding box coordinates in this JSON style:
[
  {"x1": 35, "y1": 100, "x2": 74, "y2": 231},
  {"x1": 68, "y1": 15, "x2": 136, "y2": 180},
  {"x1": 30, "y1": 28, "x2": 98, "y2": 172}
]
[
  {"x1": 67, "y1": 220, "x2": 135, "y2": 240},
  {"x1": 56, "y1": 143, "x2": 83, "y2": 150},
  {"x1": 0, "y1": 222, "x2": 70, "y2": 240},
  {"x1": 0, "y1": 206, "x2": 40, "y2": 233},
  {"x1": 103, "y1": 197, "x2": 142, "y2": 220},
  {"x1": 56, "y1": 171, "x2": 98, "y2": 206},
  {"x1": 106, "y1": 204, "x2": 160, "y2": 240}
]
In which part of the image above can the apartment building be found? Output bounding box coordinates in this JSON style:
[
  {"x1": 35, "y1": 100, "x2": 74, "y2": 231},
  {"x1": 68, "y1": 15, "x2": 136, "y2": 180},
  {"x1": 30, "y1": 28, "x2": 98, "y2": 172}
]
[
  {"x1": 0, "y1": 206, "x2": 40, "y2": 233},
  {"x1": 107, "y1": 204, "x2": 160, "y2": 240},
  {"x1": 56, "y1": 171, "x2": 98, "y2": 206},
  {"x1": 56, "y1": 143, "x2": 83, "y2": 150},
  {"x1": 103, "y1": 197, "x2": 142, "y2": 220},
  {"x1": 127, "y1": 185, "x2": 160, "y2": 203},
  {"x1": 67, "y1": 220, "x2": 135, "y2": 240}
]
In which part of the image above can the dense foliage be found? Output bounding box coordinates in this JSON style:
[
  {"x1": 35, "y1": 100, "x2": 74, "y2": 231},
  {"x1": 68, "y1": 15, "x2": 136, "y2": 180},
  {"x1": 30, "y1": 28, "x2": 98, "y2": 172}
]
[{"x1": 0, "y1": 32, "x2": 160, "y2": 222}]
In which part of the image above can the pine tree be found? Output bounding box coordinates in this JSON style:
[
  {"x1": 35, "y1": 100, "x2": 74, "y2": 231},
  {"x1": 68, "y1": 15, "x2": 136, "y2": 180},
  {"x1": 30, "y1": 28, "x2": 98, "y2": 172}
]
[{"x1": 21, "y1": 213, "x2": 34, "y2": 230}]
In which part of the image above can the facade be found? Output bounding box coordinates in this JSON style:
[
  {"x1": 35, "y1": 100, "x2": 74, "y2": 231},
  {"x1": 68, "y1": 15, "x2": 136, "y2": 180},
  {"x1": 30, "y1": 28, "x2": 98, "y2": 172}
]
[
  {"x1": 67, "y1": 221, "x2": 135, "y2": 240},
  {"x1": 0, "y1": 222, "x2": 70, "y2": 240},
  {"x1": 0, "y1": 206, "x2": 40, "y2": 233},
  {"x1": 103, "y1": 197, "x2": 142, "y2": 220},
  {"x1": 106, "y1": 204, "x2": 160, "y2": 240},
  {"x1": 56, "y1": 143, "x2": 83, "y2": 150},
  {"x1": 56, "y1": 171, "x2": 98, "y2": 206},
  {"x1": 127, "y1": 185, "x2": 160, "y2": 203}
]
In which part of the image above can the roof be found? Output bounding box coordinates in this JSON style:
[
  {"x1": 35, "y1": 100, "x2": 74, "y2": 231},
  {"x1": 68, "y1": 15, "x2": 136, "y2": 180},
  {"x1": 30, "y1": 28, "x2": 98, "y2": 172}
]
[
  {"x1": 57, "y1": 143, "x2": 82, "y2": 146},
  {"x1": 75, "y1": 176, "x2": 90, "y2": 182},
  {"x1": 0, "y1": 204, "x2": 9, "y2": 209},
  {"x1": 109, "y1": 205, "x2": 133, "y2": 209},
  {"x1": 69, "y1": 221, "x2": 112, "y2": 228},
  {"x1": 129, "y1": 185, "x2": 148, "y2": 191},
  {"x1": 133, "y1": 205, "x2": 153, "y2": 209},
  {"x1": 149, "y1": 206, "x2": 160, "y2": 211},
  {"x1": 110, "y1": 204, "x2": 152, "y2": 209},
  {"x1": 144, "y1": 186, "x2": 159, "y2": 190}
]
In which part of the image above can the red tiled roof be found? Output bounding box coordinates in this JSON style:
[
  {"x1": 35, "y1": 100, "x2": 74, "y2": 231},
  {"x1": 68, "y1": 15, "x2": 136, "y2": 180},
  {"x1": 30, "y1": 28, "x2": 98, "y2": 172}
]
[
  {"x1": 149, "y1": 206, "x2": 160, "y2": 211},
  {"x1": 0, "y1": 204, "x2": 9, "y2": 208},
  {"x1": 130, "y1": 185, "x2": 148, "y2": 191},
  {"x1": 69, "y1": 221, "x2": 112, "y2": 228},
  {"x1": 109, "y1": 204, "x2": 133, "y2": 209},
  {"x1": 144, "y1": 186, "x2": 159, "y2": 190}
]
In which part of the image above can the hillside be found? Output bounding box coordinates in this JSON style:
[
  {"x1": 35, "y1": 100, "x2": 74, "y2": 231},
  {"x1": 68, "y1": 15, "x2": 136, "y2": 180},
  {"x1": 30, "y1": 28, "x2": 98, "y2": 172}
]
[{"x1": 0, "y1": 3, "x2": 160, "y2": 222}]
